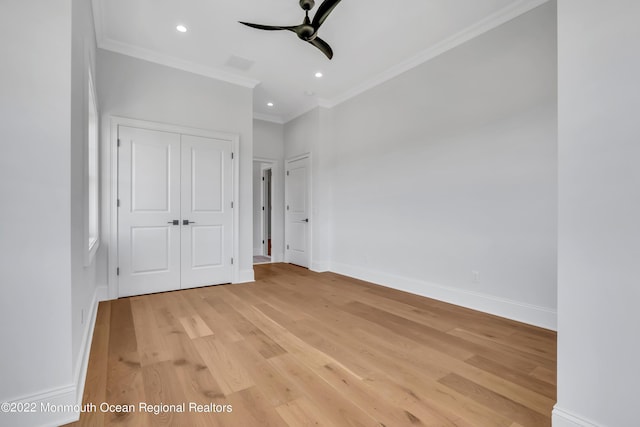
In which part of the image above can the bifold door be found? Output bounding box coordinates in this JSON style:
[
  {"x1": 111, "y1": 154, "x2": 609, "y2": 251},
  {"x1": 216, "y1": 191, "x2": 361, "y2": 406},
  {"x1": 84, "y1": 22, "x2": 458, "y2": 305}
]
[{"x1": 118, "y1": 126, "x2": 233, "y2": 297}]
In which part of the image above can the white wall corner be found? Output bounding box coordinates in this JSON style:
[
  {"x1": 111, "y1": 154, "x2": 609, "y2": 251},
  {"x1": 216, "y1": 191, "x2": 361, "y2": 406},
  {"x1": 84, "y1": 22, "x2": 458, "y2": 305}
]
[
  {"x1": 553, "y1": 406, "x2": 603, "y2": 427},
  {"x1": 330, "y1": 262, "x2": 557, "y2": 331},
  {"x1": 271, "y1": 252, "x2": 284, "y2": 263},
  {"x1": 236, "y1": 268, "x2": 255, "y2": 284},
  {"x1": 253, "y1": 247, "x2": 263, "y2": 256},
  {"x1": 310, "y1": 261, "x2": 330, "y2": 273}
]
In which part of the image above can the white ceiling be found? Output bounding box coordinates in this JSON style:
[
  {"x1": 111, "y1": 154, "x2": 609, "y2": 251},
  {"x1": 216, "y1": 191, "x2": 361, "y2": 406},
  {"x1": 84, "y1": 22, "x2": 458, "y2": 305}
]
[{"x1": 92, "y1": 0, "x2": 548, "y2": 123}]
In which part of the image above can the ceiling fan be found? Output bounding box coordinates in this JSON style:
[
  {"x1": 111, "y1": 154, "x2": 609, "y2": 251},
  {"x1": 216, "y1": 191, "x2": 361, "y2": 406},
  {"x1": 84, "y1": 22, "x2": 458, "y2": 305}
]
[{"x1": 239, "y1": 0, "x2": 342, "y2": 59}]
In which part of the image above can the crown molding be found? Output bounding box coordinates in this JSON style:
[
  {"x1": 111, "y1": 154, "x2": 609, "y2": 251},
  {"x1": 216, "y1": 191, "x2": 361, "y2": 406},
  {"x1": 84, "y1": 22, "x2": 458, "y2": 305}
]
[
  {"x1": 254, "y1": 112, "x2": 285, "y2": 124},
  {"x1": 98, "y1": 38, "x2": 260, "y2": 88},
  {"x1": 324, "y1": 0, "x2": 550, "y2": 109}
]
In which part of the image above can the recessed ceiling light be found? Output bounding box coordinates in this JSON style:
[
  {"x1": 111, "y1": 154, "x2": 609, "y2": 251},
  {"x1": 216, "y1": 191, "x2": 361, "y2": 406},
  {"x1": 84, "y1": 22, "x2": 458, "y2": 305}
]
[
  {"x1": 176, "y1": 25, "x2": 187, "y2": 33},
  {"x1": 267, "y1": 102, "x2": 274, "y2": 107},
  {"x1": 315, "y1": 72, "x2": 323, "y2": 78}
]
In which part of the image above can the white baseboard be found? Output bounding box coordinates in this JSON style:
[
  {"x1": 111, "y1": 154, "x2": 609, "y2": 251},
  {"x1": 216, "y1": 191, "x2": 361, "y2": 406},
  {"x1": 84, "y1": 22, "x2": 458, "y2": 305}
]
[
  {"x1": 310, "y1": 260, "x2": 330, "y2": 273},
  {"x1": 271, "y1": 252, "x2": 284, "y2": 263},
  {"x1": 236, "y1": 268, "x2": 255, "y2": 283},
  {"x1": 553, "y1": 406, "x2": 603, "y2": 427},
  {"x1": 73, "y1": 286, "x2": 108, "y2": 404},
  {"x1": 1, "y1": 384, "x2": 79, "y2": 427},
  {"x1": 330, "y1": 262, "x2": 557, "y2": 330}
]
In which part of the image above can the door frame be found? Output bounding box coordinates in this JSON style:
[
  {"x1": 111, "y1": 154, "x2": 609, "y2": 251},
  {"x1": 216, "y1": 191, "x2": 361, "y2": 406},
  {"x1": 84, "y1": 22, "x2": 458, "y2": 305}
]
[
  {"x1": 107, "y1": 116, "x2": 240, "y2": 299},
  {"x1": 284, "y1": 153, "x2": 312, "y2": 267},
  {"x1": 261, "y1": 165, "x2": 272, "y2": 257},
  {"x1": 253, "y1": 157, "x2": 279, "y2": 262}
]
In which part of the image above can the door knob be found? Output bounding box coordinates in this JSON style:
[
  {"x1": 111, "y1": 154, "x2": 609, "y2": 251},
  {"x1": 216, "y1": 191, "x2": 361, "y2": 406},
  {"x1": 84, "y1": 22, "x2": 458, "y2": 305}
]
[
  {"x1": 302, "y1": 218, "x2": 309, "y2": 223},
  {"x1": 183, "y1": 219, "x2": 196, "y2": 225},
  {"x1": 167, "y1": 220, "x2": 179, "y2": 225}
]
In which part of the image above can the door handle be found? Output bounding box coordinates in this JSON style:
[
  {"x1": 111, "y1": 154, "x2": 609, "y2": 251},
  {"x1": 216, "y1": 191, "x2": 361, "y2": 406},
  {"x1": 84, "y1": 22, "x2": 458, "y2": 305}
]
[
  {"x1": 183, "y1": 219, "x2": 196, "y2": 225},
  {"x1": 301, "y1": 218, "x2": 309, "y2": 223},
  {"x1": 167, "y1": 220, "x2": 179, "y2": 225}
]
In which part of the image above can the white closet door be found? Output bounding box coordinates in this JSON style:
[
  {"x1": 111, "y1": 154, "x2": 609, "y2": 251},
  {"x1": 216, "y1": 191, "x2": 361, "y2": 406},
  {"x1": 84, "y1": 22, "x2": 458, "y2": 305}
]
[
  {"x1": 118, "y1": 126, "x2": 181, "y2": 297},
  {"x1": 180, "y1": 135, "x2": 233, "y2": 288}
]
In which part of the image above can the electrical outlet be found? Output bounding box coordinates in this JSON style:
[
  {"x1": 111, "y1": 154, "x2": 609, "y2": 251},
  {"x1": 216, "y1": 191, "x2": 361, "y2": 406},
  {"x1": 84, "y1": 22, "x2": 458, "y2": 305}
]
[{"x1": 472, "y1": 270, "x2": 480, "y2": 284}]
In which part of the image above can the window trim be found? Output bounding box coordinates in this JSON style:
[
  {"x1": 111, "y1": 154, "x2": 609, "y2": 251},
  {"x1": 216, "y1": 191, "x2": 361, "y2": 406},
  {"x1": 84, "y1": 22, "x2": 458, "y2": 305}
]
[{"x1": 85, "y1": 66, "x2": 100, "y2": 266}]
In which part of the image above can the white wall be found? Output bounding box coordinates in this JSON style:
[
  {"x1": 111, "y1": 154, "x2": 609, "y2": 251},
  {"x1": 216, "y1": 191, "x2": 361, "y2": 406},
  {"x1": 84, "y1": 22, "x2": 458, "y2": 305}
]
[
  {"x1": 254, "y1": 120, "x2": 285, "y2": 262},
  {"x1": 554, "y1": 1, "x2": 640, "y2": 426},
  {"x1": 0, "y1": 0, "x2": 73, "y2": 405},
  {"x1": 0, "y1": 1, "x2": 101, "y2": 425},
  {"x1": 97, "y1": 49, "x2": 255, "y2": 283},
  {"x1": 254, "y1": 119, "x2": 285, "y2": 160},
  {"x1": 327, "y1": 2, "x2": 558, "y2": 328}
]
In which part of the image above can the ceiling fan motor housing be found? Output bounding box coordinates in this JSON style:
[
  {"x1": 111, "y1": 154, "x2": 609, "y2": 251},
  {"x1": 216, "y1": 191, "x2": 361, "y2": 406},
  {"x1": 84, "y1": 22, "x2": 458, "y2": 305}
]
[{"x1": 300, "y1": 0, "x2": 315, "y2": 11}]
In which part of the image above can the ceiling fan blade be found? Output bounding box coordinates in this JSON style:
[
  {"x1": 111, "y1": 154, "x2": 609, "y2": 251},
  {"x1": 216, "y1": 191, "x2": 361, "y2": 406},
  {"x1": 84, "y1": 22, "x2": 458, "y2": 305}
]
[
  {"x1": 308, "y1": 37, "x2": 333, "y2": 59},
  {"x1": 238, "y1": 21, "x2": 295, "y2": 31},
  {"x1": 311, "y1": 0, "x2": 342, "y2": 29}
]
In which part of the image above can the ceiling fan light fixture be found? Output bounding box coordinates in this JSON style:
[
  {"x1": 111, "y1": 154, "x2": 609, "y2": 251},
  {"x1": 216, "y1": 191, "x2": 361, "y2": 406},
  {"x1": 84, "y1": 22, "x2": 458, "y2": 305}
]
[{"x1": 176, "y1": 24, "x2": 187, "y2": 33}]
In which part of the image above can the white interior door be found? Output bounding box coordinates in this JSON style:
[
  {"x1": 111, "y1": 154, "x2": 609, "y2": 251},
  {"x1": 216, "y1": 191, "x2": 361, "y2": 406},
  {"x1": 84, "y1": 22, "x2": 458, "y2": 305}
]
[
  {"x1": 285, "y1": 156, "x2": 310, "y2": 268},
  {"x1": 118, "y1": 126, "x2": 181, "y2": 297},
  {"x1": 180, "y1": 134, "x2": 233, "y2": 288}
]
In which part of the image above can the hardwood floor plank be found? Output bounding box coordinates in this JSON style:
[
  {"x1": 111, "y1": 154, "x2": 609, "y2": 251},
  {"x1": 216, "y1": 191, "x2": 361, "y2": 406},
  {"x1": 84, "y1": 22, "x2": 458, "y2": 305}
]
[
  {"x1": 340, "y1": 300, "x2": 477, "y2": 360},
  {"x1": 363, "y1": 371, "x2": 514, "y2": 427},
  {"x1": 529, "y1": 366, "x2": 557, "y2": 385},
  {"x1": 225, "y1": 339, "x2": 302, "y2": 406},
  {"x1": 275, "y1": 397, "x2": 335, "y2": 427},
  {"x1": 466, "y1": 355, "x2": 556, "y2": 399},
  {"x1": 160, "y1": 327, "x2": 227, "y2": 401},
  {"x1": 228, "y1": 386, "x2": 289, "y2": 427},
  {"x1": 438, "y1": 373, "x2": 550, "y2": 426},
  {"x1": 180, "y1": 289, "x2": 244, "y2": 342},
  {"x1": 268, "y1": 354, "x2": 381, "y2": 427},
  {"x1": 178, "y1": 315, "x2": 214, "y2": 339},
  {"x1": 448, "y1": 327, "x2": 556, "y2": 371},
  {"x1": 129, "y1": 297, "x2": 172, "y2": 366},
  {"x1": 105, "y1": 299, "x2": 149, "y2": 427},
  {"x1": 192, "y1": 335, "x2": 254, "y2": 395}
]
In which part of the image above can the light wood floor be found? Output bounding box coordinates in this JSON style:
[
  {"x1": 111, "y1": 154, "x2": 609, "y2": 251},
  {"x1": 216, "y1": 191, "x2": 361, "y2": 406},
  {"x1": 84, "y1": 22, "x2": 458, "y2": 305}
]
[{"x1": 65, "y1": 263, "x2": 556, "y2": 427}]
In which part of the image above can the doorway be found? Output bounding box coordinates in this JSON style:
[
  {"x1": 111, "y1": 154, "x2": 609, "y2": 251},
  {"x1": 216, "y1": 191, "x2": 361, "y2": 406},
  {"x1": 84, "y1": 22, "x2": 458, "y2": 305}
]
[{"x1": 253, "y1": 159, "x2": 278, "y2": 265}]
